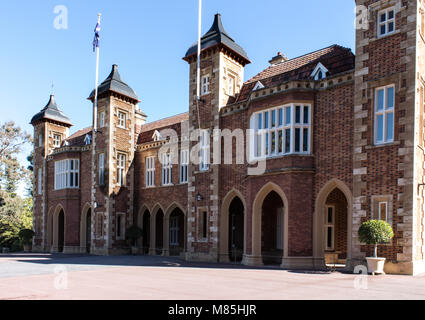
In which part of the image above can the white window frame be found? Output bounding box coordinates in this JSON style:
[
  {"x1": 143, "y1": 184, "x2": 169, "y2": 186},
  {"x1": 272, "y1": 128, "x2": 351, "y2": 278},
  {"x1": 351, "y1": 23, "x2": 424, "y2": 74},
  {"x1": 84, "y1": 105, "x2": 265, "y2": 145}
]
[
  {"x1": 324, "y1": 205, "x2": 335, "y2": 251},
  {"x1": 374, "y1": 85, "x2": 395, "y2": 145},
  {"x1": 37, "y1": 168, "x2": 42, "y2": 195},
  {"x1": 228, "y1": 74, "x2": 235, "y2": 96},
  {"x1": 378, "y1": 201, "x2": 388, "y2": 222},
  {"x1": 170, "y1": 215, "x2": 179, "y2": 246},
  {"x1": 377, "y1": 7, "x2": 395, "y2": 38},
  {"x1": 162, "y1": 153, "x2": 172, "y2": 186},
  {"x1": 98, "y1": 153, "x2": 105, "y2": 186},
  {"x1": 117, "y1": 110, "x2": 127, "y2": 129},
  {"x1": 116, "y1": 213, "x2": 126, "y2": 240},
  {"x1": 251, "y1": 104, "x2": 311, "y2": 159},
  {"x1": 201, "y1": 74, "x2": 210, "y2": 95},
  {"x1": 117, "y1": 153, "x2": 126, "y2": 186},
  {"x1": 180, "y1": 149, "x2": 189, "y2": 184},
  {"x1": 199, "y1": 129, "x2": 210, "y2": 171},
  {"x1": 54, "y1": 159, "x2": 79, "y2": 190},
  {"x1": 145, "y1": 156, "x2": 155, "y2": 187},
  {"x1": 53, "y1": 133, "x2": 62, "y2": 148},
  {"x1": 99, "y1": 111, "x2": 105, "y2": 128}
]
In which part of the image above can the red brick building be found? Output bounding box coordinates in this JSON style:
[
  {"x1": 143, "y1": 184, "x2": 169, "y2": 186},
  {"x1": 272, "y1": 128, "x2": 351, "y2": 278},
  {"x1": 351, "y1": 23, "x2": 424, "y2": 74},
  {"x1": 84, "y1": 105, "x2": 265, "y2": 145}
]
[{"x1": 31, "y1": 1, "x2": 425, "y2": 274}]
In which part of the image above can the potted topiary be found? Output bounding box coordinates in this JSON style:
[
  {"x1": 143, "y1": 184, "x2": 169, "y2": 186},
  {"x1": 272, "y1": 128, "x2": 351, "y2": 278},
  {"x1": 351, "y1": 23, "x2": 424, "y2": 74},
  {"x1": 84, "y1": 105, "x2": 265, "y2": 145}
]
[
  {"x1": 126, "y1": 225, "x2": 143, "y2": 255},
  {"x1": 358, "y1": 220, "x2": 394, "y2": 275},
  {"x1": 18, "y1": 229, "x2": 35, "y2": 253}
]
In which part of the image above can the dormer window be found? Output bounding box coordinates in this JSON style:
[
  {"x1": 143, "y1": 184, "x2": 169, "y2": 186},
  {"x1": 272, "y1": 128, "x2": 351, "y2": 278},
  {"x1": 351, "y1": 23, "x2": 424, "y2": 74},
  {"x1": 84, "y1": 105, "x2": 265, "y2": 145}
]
[
  {"x1": 201, "y1": 75, "x2": 210, "y2": 95},
  {"x1": 84, "y1": 134, "x2": 92, "y2": 145},
  {"x1": 253, "y1": 81, "x2": 265, "y2": 91},
  {"x1": 152, "y1": 130, "x2": 162, "y2": 141},
  {"x1": 377, "y1": 7, "x2": 395, "y2": 38},
  {"x1": 311, "y1": 63, "x2": 328, "y2": 80}
]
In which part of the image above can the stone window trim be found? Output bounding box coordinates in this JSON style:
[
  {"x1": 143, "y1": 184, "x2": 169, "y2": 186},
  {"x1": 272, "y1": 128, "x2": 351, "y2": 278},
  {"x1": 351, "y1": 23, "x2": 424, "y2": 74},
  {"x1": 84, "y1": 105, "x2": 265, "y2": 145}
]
[
  {"x1": 96, "y1": 212, "x2": 104, "y2": 239},
  {"x1": 371, "y1": 194, "x2": 394, "y2": 227},
  {"x1": 52, "y1": 132, "x2": 62, "y2": 148},
  {"x1": 116, "y1": 212, "x2": 126, "y2": 240},
  {"x1": 374, "y1": 84, "x2": 395, "y2": 146},
  {"x1": 377, "y1": 6, "x2": 396, "y2": 38},
  {"x1": 201, "y1": 74, "x2": 210, "y2": 96},
  {"x1": 197, "y1": 207, "x2": 209, "y2": 243},
  {"x1": 117, "y1": 109, "x2": 128, "y2": 130},
  {"x1": 161, "y1": 153, "x2": 173, "y2": 186},
  {"x1": 99, "y1": 111, "x2": 106, "y2": 128},
  {"x1": 116, "y1": 152, "x2": 127, "y2": 186},
  {"x1": 226, "y1": 70, "x2": 237, "y2": 97},
  {"x1": 180, "y1": 149, "x2": 189, "y2": 184},
  {"x1": 54, "y1": 159, "x2": 79, "y2": 190},
  {"x1": 145, "y1": 156, "x2": 155, "y2": 187}
]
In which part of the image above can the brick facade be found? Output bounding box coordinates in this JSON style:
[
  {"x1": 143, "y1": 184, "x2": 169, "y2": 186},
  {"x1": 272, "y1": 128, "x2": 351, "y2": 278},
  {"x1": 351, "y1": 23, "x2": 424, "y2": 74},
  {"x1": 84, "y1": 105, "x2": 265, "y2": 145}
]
[{"x1": 30, "y1": 3, "x2": 425, "y2": 274}]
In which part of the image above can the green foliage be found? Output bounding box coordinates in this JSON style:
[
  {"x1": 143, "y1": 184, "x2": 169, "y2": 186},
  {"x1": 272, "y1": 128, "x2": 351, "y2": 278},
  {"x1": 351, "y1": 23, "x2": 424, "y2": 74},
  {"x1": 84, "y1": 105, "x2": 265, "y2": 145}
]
[
  {"x1": 125, "y1": 225, "x2": 143, "y2": 246},
  {"x1": 18, "y1": 229, "x2": 35, "y2": 245},
  {"x1": 0, "y1": 121, "x2": 33, "y2": 251},
  {"x1": 358, "y1": 220, "x2": 394, "y2": 246}
]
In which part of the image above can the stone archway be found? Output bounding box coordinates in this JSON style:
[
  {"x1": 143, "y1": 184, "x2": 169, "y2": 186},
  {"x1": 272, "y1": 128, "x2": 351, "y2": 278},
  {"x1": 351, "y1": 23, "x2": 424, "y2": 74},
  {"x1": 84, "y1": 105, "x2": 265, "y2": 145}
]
[
  {"x1": 137, "y1": 205, "x2": 150, "y2": 254},
  {"x1": 150, "y1": 204, "x2": 164, "y2": 255},
  {"x1": 80, "y1": 203, "x2": 92, "y2": 253},
  {"x1": 219, "y1": 189, "x2": 246, "y2": 263},
  {"x1": 51, "y1": 205, "x2": 65, "y2": 253},
  {"x1": 313, "y1": 179, "x2": 353, "y2": 270},
  {"x1": 164, "y1": 202, "x2": 186, "y2": 257},
  {"x1": 244, "y1": 182, "x2": 288, "y2": 267}
]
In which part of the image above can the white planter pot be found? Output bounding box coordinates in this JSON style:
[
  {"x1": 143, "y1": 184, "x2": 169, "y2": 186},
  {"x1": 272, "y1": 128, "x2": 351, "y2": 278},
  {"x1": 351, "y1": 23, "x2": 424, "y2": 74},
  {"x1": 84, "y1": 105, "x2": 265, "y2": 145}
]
[{"x1": 366, "y1": 257, "x2": 386, "y2": 275}]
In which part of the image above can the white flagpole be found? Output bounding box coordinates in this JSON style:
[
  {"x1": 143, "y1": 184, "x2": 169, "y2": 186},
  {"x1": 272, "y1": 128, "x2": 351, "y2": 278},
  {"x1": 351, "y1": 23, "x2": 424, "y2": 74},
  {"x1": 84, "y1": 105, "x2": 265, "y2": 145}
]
[
  {"x1": 196, "y1": 0, "x2": 202, "y2": 100},
  {"x1": 94, "y1": 13, "x2": 101, "y2": 132}
]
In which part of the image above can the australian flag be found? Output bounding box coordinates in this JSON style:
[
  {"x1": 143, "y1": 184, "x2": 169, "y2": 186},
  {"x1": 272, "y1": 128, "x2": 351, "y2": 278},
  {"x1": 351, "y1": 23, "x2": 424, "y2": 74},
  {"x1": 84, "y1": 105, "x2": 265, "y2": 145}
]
[{"x1": 93, "y1": 21, "x2": 100, "y2": 52}]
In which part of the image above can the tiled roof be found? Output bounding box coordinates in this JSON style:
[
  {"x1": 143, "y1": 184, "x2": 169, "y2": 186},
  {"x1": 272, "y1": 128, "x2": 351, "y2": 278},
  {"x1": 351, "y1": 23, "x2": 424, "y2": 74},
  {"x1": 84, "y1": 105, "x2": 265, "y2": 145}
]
[
  {"x1": 137, "y1": 112, "x2": 188, "y2": 144},
  {"x1": 30, "y1": 95, "x2": 72, "y2": 126},
  {"x1": 236, "y1": 45, "x2": 355, "y2": 102},
  {"x1": 64, "y1": 127, "x2": 92, "y2": 147}
]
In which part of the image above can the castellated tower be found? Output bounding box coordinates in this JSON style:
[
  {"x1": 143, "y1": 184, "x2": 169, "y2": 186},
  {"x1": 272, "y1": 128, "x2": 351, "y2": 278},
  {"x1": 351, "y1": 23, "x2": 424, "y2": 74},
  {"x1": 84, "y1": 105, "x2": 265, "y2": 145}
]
[
  {"x1": 353, "y1": 0, "x2": 425, "y2": 274},
  {"x1": 183, "y1": 14, "x2": 250, "y2": 261},
  {"x1": 30, "y1": 95, "x2": 72, "y2": 252},
  {"x1": 88, "y1": 64, "x2": 140, "y2": 255}
]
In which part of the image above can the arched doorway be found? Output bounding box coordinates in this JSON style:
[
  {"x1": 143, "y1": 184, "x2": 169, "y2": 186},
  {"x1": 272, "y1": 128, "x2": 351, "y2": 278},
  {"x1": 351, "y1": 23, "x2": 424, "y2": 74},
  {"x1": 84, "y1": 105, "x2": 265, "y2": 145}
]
[
  {"x1": 142, "y1": 209, "x2": 150, "y2": 254},
  {"x1": 58, "y1": 210, "x2": 65, "y2": 253},
  {"x1": 169, "y1": 207, "x2": 185, "y2": 256},
  {"x1": 155, "y1": 209, "x2": 164, "y2": 255},
  {"x1": 313, "y1": 179, "x2": 352, "y2": 270},
  {"x1": 228, "y1": 197, "x2": 244, "y2": 262},
  {"x1": 261, "y1": 191, "x2": 284, "y2": 265},
  {"x1": 86, "y1": 208, "x2": 91, "y2": 253},
  {"x1": 323, "y1": 188, "x2": 348, "y2": 267}
]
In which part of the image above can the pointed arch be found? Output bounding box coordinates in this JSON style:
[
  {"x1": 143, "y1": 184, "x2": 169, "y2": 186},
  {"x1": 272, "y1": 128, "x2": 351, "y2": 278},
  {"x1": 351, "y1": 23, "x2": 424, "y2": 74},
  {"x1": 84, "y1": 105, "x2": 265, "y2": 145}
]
[
  {"x1": 249, "y1": 182, "x2": 289, "y2": 266},
  {"x1": 52, "y1": 204, "x2": 65, "y2": 253},
  {"x1": 313, "y1": 178, "x2": 353, "y2": 268},
  {"x1": 219, "y1": 189, "x2": 246, "y2": 262},
  {"x1": 137, "y1": 204, "x2": 151, "y2": 228},
  {"x1": 80, "y1": 203, "x2": 92, "y2": 250},
  {"x1": 164, "y1": 202, "x2": 187, "y2": 257}
]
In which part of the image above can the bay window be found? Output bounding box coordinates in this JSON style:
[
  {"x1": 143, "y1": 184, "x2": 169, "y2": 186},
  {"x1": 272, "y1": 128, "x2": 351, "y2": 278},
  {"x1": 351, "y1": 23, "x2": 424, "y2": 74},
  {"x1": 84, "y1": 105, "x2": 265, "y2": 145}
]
[
  {"x1": 252, "y1": 103, "x2": 311, "y2": 158},
  {"x1": 54, "y1": 159, "x2": 79, "y2": 190}
]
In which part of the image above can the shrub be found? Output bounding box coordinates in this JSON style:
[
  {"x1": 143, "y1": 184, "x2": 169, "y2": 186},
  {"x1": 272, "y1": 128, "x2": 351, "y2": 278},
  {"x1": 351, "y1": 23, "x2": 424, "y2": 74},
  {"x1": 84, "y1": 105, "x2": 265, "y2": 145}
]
[
  {"x1": 125, "y1": 225, "x2": 143, "y2": 246},
  {"x1": 358, "y1": 220, "x2": 394, "y2": 258},
  {"x1": 18, "y1": 229, "x2": 35, "y2": 245}
]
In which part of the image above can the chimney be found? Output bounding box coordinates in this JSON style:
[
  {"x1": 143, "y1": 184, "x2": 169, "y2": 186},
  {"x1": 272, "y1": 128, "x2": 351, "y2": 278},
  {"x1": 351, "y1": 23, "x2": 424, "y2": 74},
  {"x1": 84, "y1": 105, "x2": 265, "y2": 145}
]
[{"x1": 269, "y1": 52, "x2": 288, "y2": 65}]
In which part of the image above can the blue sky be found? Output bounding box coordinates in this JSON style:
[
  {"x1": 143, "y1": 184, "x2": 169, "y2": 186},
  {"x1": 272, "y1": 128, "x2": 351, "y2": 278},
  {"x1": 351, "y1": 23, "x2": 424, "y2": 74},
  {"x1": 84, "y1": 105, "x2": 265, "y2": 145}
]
[{"x1": 0, "y1": 0, "x2": 356, "y2": 181}]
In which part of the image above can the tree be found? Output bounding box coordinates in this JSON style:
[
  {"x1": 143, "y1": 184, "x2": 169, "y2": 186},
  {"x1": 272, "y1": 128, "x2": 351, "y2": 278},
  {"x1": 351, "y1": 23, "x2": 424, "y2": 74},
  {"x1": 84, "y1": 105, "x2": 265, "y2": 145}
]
[
  {"x1": 0, "y1": 121, "x2": 30, "y2": 160},
  {"x1": 358, "y1": 220, "x2": 394, "y2": 258}
]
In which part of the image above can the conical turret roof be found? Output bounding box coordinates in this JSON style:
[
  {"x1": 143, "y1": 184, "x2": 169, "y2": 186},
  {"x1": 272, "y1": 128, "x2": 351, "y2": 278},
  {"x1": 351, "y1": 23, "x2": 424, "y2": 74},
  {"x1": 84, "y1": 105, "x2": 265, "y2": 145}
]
[{"x1": 30, "y1": 95, "x2": 72, "y2": 126}]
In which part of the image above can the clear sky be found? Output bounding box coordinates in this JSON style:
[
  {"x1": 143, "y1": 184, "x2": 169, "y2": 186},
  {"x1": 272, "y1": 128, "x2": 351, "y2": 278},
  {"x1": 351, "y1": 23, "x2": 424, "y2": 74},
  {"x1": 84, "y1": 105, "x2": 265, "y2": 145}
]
[{"x1": 0, "y1": 0, "x2": 356, "y2": 184}]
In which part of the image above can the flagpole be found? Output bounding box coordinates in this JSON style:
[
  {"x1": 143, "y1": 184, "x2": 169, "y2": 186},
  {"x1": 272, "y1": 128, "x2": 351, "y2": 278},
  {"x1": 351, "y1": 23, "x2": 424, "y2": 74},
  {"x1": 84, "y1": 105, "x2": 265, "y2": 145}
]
[
  {"x1": 196, "y1": 0, "x2": 202, "y2": 100},
  {"x1": 93, "y1": 13, "x2": 101, "y2": 132}
]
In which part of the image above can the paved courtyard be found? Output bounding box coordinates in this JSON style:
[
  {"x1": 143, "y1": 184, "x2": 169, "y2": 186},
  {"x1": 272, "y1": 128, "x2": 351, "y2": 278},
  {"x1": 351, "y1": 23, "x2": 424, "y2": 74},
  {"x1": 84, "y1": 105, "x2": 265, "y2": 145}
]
[{"x1": 0, "y1": 253, "x2": 424, "y2": 300}]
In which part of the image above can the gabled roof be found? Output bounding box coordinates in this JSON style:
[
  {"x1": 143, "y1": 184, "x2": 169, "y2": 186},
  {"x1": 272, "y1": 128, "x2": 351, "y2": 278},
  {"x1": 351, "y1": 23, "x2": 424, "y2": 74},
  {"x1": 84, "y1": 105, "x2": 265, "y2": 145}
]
[
  {"x1": 30, "y1": 95, "x2": 72, "y2": 126},
  {"x1": 184, "y1": 14, "x2": 250, "y2": 65},
  {"x1": 88, "y1": 64, "x2": 139, "y2": 102},
  {"x1": 236, "y1": 45, "x2": 355, "y2": 102},
  {"x1": 64, "y1": 127, "x2": 92, "y2": 147}
]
